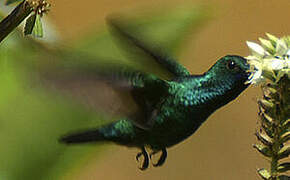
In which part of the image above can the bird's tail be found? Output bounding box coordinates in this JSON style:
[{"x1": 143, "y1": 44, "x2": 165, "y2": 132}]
[
  {"x1": 59, "y1": 129, "x2": 105, "y2": 144},
  {"x1": 60, "y1": 119, "x2": 138, "y2": 145}
]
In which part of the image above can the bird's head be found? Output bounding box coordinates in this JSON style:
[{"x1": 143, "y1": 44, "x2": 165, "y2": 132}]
[
  {"x1": 208, "y1": 55, "x2": 251, "y2": 87},
  {"x1": 201, "y1": 55, "x2": 251, "y2": 107}
]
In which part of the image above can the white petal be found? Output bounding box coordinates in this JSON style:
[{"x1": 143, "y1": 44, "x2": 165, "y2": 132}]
[
  {"x1": 286, "y1": 60, "x2": 290, "y2": 68},
  {"x1": 269, "y1": 59, "x2": 285, "y2": 70},
  {"x1": 246, "y1": 41, "x2": 267, "y2": 57}
]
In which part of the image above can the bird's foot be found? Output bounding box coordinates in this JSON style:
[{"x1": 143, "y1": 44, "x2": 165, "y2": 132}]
[
  {"x1": 149, "y1": 148, "x2": 167, "y2": 167},
  {"x1": 136, "y1": 147, "x2": 149, "y2": 170}
]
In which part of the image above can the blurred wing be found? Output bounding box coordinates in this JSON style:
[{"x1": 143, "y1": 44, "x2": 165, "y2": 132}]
[
  {"x1": 107, "y1": 16, "x2": 191, "y2": 78},
  {"x1": 38, "y1": 55, "x2": 169, "y2": 129},
  {"x1": 88, "y1": 66, "x2": 169, "y2": 129},
  {"x1": 120, "y1": 69, "x2": 169, "y2": 129}
]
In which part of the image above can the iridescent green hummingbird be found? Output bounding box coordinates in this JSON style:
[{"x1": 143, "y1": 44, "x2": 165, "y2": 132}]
[{"x1": 60, "y1": 18, "x2": 251, "y2": 170}]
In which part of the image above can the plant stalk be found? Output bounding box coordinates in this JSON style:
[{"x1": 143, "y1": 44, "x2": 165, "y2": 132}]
[{"x1": 0, "y1": 1, "x2": 32, "y2": 43}]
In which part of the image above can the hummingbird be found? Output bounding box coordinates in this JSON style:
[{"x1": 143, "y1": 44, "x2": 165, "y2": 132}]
[{"x1": 60, "y1": 18, "x2": 251, "y2": 170}]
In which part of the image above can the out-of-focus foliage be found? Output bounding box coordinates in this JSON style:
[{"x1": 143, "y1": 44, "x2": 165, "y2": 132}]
[
  {"x1": 5, "y1": 0, "x2": 22, "y2": 5},
  {"x1": 0, "y1": 33, "x2": 104, "y2": 180},
  {"x1": 0, "y1": 4, "x2": 210, "y2": 180}
]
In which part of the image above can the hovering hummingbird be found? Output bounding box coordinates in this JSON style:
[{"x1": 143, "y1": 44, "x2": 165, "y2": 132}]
[{"x1": 60, "y1": 18, "x2": 251, "y2": 170}]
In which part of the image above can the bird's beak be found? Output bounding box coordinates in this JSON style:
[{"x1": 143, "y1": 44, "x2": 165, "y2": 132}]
[{"x1": 244, "y1": 69, "x2": 254, "y2": 85}]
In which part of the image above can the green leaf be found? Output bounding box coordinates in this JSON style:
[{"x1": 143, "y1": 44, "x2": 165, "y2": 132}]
[
  {"x1": 282, "y1": 119, "x2": 289, "y2": 128},
  {"x1": 257, "y1": 168, "x2": 271, "y2": 180},
  {"x1": 255, "y1": 131, "x2": 273, "y2": 146},
  {"x1": 281, "y1": 131, "x2": 290, "y2": 143},
  {"x1": 32, "y1": 13, "x2": 44, "y2": 37},
  {"x1": 278, "y1": 144, "x2": 290, "y2": 160},
  {"x1": 24, "y1": 14, "x2": 37, "y2": 36},
  {"x1": 253, "y1": 144, "x2": 272, "y2": 157},
  {"x1": 260, "y1": 112, "x2": 274, "y2": 127},
  {"x1": 24, "y1": 13, "x2": 44, "y2": 38},
  {"x1": 5, "y1": 0, "x2": 22, "y2": 5},
  {"x1": 260, "y1": 122, "x2": 274, "y2": 138},
  {"x1": 259, "y1": 99, "x2": 274, "y2": 110},
  {"x1": 258, "y1": 99, "x2": 275, "y2": 118},
  {"x1": 277, "y1": 162, "x2": 290, "y2": 173}
]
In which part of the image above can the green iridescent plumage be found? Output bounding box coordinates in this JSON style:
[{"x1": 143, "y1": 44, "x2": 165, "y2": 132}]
[{"x1": 60, "y1": 18, "x2": 251, "y2": 170}]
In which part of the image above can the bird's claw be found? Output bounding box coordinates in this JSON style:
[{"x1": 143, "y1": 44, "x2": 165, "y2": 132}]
[
  {"x1": 136, "y1": 147, "x2": 167, "y2": 170},
  {"x1": 149, "y1": 148, "x2": 167, "y2": 167},
  {"x1": 136, "y1": 147, "x2": 149, "y2": 170}
]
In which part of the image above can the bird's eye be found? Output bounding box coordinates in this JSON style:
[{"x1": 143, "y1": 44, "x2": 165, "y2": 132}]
[{"x1": 226, "y1": 60, "x2": 236, "y2": 70}]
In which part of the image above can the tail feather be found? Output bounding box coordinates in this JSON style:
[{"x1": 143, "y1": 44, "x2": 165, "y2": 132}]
[
  {"x1": 59, "y1": 129, "x2": 105, "y2": 144},
  {"x1": 60, "y1": 119, "x2": 139, "y2": 145}
]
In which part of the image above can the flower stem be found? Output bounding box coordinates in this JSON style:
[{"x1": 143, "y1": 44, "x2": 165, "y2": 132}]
[
  {"x1": 0, "y1": 1, "x2": 32, "y2": 43},
  {"x1": 259, "y1": 75, "x2": 289, "y2": 180}
]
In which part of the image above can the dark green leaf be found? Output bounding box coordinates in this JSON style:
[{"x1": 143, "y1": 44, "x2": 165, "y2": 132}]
[
  {"x1": 278, "y1": 144, "x2": 290, "y2": 160},
  {"x1": 259, "y1": 99, "x2": 274, "y2": 111},
  {"x1": 278, "y1": 175, "x2": 290, "y2": 180},
  {"x1": 255, "y1": 131, "x2": 273, "y2": 146},
  {"x1": 282, "y1": 119, "x2": 289, "y2": 128},
  {"x1": 24, "y1": 14, "x2": 36, "y2": 36},
  {"x1": 260, "y1": 112, "x2": 273, "y2": 127},
  {"x1": 258, "y1": 100, "x2": 276, "y2": 119},
  {"x1": 261, "y1": 122, "x2": 274, "y2": 138},
  {"x1": 277, "y1": 162, "x2": 290, "y2": 173},
  {"x1": 281, "y1": 131, "x2": 290, "y2": 143}
]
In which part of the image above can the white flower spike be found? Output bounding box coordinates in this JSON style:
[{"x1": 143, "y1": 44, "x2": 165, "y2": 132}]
[{"x1": 246, "y1": 34, "x2": 290, "y2": 85}]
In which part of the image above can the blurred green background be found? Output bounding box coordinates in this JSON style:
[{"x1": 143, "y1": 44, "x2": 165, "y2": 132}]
[{"x1": 0, "y1": 0, "x2": 289, "y2": 179}]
